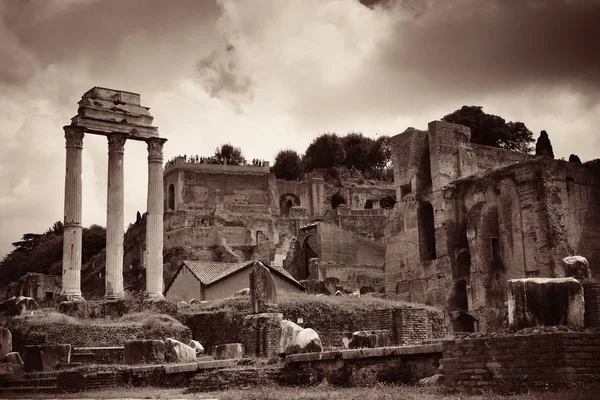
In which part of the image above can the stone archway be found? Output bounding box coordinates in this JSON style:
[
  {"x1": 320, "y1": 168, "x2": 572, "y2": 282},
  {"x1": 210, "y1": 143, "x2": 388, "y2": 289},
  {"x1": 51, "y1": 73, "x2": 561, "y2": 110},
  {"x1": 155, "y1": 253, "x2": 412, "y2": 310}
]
[{"x1": 280, "y1": 193, "x2": 300, "y2": 216}]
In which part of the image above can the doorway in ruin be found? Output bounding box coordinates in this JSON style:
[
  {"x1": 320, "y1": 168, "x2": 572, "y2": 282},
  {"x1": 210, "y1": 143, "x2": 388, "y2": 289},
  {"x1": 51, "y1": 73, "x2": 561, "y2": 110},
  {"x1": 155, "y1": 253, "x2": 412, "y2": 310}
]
[
  {"x1": 331, "y1": 192, "x2": 346, "y2": 209},
  {"x1": 456, "y1": 249, "x2": 471, "y2": 279},
  {"x1": 418, "y1": 201, "x2": 436, "y2": 261},
  {"x1": 280, "y1": 194, "x2": 300, "y2": 216},
  {"x1": 167, "y1": 184, "x2": 175, "y2": 211},
  {"x1": 301, "y1": 234, "x2": 318, "y2": 280},
  {"x1": 379, "y1": 196, "x2": 396, "y2": 209},
  {"x1": 453, "y1": 312, "x2": 476, "y2": 333}
]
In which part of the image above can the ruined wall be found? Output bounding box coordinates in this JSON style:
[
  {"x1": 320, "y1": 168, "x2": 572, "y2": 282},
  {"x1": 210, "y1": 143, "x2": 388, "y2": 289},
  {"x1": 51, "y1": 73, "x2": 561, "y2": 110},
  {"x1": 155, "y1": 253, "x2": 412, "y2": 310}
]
[
  {"x1": 182, "y1": 303, "x2": 445, "y2": 350},
  {"x1": 318, "y1": 223, "x2": 385, "y2": 267},
  {"x1": 384, "y1": 120, "x2": 598, "y2": 333},
  {"x1": 443, "y1": 331, "x2": 600, "y2": 389}
]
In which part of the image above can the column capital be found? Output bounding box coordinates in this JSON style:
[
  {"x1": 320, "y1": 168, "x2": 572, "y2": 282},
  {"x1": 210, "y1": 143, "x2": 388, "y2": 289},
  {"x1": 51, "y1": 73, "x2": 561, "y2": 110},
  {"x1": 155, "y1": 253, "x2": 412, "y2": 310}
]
[
  {"x1": 107, "y1": 133, "x2": 128, "y2": 154},
  {"x1": 146, "y1": 137, "x2": 167, "y2": 163},
  {"x1": 64, "y1": 125, "x2": 85, "y2": 148}
]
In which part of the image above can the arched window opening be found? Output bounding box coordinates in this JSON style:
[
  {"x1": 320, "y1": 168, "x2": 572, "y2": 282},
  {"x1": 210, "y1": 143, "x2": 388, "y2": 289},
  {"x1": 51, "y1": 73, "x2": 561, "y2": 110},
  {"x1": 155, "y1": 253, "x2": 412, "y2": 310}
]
[
  {"x1": 380, "y1": 196, "x2": 397, "y2": 209},
  {"x1": 280, "y1": 194, "x2": 300, "y2": 216},
  {"x1": 167, "y1": 184, "x2": 175, "y2": 211},
  {"x1": 302, "y1": 235, "x2": 318, "y2": 280},
  {"x1": 418, "y1": 202, "x2": 436, "y2": 261},
  {"x1": 456, "y1": 250, "x2": 471, "y2": 279},
  {"x1": 331, "y1": 192, "x2": 346, "y2": 209}
]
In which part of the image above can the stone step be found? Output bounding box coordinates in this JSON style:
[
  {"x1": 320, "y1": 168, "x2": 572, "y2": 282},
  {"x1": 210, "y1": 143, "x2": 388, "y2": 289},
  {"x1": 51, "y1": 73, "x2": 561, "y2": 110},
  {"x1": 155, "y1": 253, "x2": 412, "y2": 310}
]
[
  {"x1": 23, "y1": 371, "x2": 59, "y2": 379},
  {"x1": 4, "y1": 377, "x2": 57, "y2": 388},
  {"x1": 0, "y1": 385, "x2": 57, "y2": 394}
]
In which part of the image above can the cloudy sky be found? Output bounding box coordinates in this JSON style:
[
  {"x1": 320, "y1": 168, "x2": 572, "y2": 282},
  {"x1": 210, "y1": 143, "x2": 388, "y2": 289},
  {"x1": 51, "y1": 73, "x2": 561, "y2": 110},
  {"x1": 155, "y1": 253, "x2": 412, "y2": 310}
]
[{"x1": 1, "y1": 0, "x2": 599, "y2": 258}]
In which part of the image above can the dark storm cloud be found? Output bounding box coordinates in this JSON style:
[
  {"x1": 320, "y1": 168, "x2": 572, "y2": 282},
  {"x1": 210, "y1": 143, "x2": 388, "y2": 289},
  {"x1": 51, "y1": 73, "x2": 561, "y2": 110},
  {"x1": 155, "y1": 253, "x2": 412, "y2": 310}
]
[
  {"x1": 0, "y1": 0, "x2": 219, "y2": 87},
  {"x1": 380, "y1": 0, "x2": 600, "y2": 99}
]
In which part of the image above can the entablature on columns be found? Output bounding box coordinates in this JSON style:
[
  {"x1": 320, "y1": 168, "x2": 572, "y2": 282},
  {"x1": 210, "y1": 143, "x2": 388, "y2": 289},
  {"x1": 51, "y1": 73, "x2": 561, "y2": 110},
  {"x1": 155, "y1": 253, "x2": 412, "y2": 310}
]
[{"x1": 68, "y1": 86, "x2": 163, "y2": 141}]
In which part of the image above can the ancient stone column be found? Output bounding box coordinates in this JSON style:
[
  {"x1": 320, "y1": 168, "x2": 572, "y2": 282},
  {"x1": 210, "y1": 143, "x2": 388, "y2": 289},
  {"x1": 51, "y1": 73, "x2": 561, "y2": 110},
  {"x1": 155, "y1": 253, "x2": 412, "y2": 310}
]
[
  {"x1": 145, "y1": 138, "x2": 167, "y2": 299},
  {"x1": 105, "y1": 133, "x2": 128, "y2": 299},
  {"x1": 61, "y1": 126, "x2": 85, "y2": 301}
]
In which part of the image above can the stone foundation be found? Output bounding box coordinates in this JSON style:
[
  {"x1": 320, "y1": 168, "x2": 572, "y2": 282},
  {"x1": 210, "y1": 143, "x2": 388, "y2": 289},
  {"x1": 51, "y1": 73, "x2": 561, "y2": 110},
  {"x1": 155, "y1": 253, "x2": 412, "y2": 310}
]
[
  {"x1": 582, "y1": 282, "x2": 600, "y2": 328},
  {"x1": 443, "y1": 331, "x2": 600, "y2": 389},
  {"x1": 241, "y1": 313, "x2": 282, "y2": 358}
]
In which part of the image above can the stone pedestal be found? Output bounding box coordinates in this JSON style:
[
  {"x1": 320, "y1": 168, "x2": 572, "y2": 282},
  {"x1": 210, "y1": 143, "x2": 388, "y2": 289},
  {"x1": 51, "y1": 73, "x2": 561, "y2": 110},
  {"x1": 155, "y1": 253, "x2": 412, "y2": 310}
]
[
  {"x1": 61, "y1": 126, "x2": 85, "y2": 301},
  {"x1": 105, "y1": 134, "x2": 127, "y2": 299},
  {"x1": 250, "y1": 263, "x2": 278, "y2": 314},
  {"x1": 507, "y1": 278, "x2": 585, "y2": 331},
  {"x1": 145, "y1": 138, "x2": 167, "y2": 299},
  {"x1": 242, "y1": 313, "x2": 283, "y2": 358},
  {"x1": 0, "y1": 327, "x2": 12, "y2": 358}
]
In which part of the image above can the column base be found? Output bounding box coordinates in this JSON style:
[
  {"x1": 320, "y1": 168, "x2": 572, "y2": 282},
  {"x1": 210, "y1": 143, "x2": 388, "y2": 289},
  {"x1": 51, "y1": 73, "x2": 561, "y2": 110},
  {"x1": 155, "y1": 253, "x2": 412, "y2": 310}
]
[
  {"x1": 104, "y1": 292, "x2": 125, "y2": 301},
  {"x1": 58, "y1": 293, "x2": 86, "y2": 303},
  {"x1": 144, "y1": 292, "x2": 165, "y2": 301}
]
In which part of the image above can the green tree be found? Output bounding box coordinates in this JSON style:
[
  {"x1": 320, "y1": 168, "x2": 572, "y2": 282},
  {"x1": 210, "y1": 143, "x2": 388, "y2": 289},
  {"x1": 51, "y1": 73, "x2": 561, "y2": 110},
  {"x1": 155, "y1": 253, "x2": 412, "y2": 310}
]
[
  {"x1": 272, "y1": 149, "x2": 304, "y2": 181},
  {"x1": 535, "y1": 130, "x2": 554, "y2": 158},
  {"x1": 442, "y1": 106, "x2": 534, "y2": 153},
  {"x1": 342, "y1": 133, "x2": 373, "y2": 172},
  {"x1": 303, "y1": 133, "x2": 346, "y2": 171},
  {"x1": 215, "y1": 143, "x2": 246, "y2": 165}
]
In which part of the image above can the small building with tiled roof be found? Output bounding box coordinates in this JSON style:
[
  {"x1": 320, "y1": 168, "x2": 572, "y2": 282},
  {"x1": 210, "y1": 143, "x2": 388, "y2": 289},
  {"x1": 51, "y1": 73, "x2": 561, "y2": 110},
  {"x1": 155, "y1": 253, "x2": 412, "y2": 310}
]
[{"x1": 165, "y1": 260, "x2": 304, "y2": 302}]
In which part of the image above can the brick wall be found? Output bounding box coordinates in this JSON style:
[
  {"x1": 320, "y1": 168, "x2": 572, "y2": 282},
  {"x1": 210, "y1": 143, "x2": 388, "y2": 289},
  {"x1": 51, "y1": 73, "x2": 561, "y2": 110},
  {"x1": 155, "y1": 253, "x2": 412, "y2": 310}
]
[
  {"x1": 183, "y1": 304, "x2": 445, "y2": 350},
  {"x1": 443, "y1": 331, "x2": 600, "y2": 389},
  {"x1": 583, "y1": 282, "x2": 600, "y2": 328}
]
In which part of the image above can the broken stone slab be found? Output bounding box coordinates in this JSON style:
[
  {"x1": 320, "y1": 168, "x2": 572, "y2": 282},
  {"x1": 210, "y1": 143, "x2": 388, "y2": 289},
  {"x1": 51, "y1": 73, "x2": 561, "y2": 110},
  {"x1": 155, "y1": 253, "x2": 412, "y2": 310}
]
[
  {"x1": 164, "y1": 338, "x2": 197, "y2": 363},
  {"x1": 212, "y1": 343, "x2": 244, "y2": 360},
  {"x1": 507, "y1": 277, "x2": 585, "y2": 331},
  {"x1": 342, "y1": 330, "x2": 392, "y2": 349},
  {"x1": 250, "y1": 262, "x2": 278, "y2": 314},
  {"x1": 189, "y1": 340, "x2": 204, "y2": 356},
  {"x1": 0, "y1": 351, "x2": 24, "y2": 367},
  {"x1": 123, "y1": 340, "x2": 165, "y2": 365},
  {"x1": 24, "y1": 344, "x2": 71, "y2": 372},
  {"x1": 418, "y1": 373, "x2": 444, "y2": 386},
  {"x1": 0, "y1": 363, "x2": 23, "y2": 377},
  {"x1": 279, "y1": 319, "x2": 323, "y2": 355},
  {"x1": 0, "y1": 327, "x2": 11, "y2": 357},
  {"x1": 563, "y1": 256, "x2": 592, "y2": 281}
]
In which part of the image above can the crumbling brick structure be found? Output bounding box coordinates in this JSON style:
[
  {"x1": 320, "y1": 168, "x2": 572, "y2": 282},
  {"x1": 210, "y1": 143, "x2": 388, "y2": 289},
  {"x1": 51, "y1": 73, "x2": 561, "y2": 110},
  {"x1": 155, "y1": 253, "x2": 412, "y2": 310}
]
[{"x1": 386, "y1": 121, "x2": 600, "y2": 332}]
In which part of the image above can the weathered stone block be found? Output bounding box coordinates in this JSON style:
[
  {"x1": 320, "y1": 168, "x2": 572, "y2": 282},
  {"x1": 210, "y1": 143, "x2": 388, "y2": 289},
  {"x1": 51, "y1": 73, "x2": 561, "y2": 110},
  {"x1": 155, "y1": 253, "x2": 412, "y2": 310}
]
[
  {"x1": 242, "y1": 312, "x2": 283, "y2": 358},
  {"x1": 250, "y1": 263, "x2": 278, "y2": 314},
  {"x1": 0, "y1": 327, "x2": 11, "y2": 357},
  {"x1": 123, "y1": 340, "x2": 165, "y2": 365},
  {"x1": 280, "y1": 319, "x2": 323, "y2": 355},
  {"x1": 342, "y1": 330, "x2": 392, "y2": 349},
  {"x1": 507, "y1": 278, "x2": 585, "y2": 330},
  {"x1": 563, "y1": 256, "x2": 591, "y2": 281},
  {"x1": 213, "y1": 343, "x2": 244, "y2": 360},
  {"x1": 0, "y1": 351, "x2": 23, "y2": 367},
  {"x1": 0, "y1": 363, "x2": 22, "y2": 377},
  {"x1": 164, "y1": 338, "x2": 197, "y2": 363},
  {"x1": 24, "y1": 344, "x2": 71, "y2": 372},
  {"x1": 189, "y1": 340, "x2": 204, "y2": 356}
]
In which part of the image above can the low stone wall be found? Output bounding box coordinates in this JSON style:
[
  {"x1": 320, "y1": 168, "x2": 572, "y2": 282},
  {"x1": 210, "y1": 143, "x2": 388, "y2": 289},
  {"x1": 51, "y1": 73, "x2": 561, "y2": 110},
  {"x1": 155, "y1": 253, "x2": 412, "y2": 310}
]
[
  {"x1": 10, "y1": 323, "x2": 191, "y2": 355},
  {"x1": 189, "y1": 366, "x2": 281, "y2": 392},
  {"x1": 443, "y1": 331, "x2": 600, "y2": 390},
  {"x1": 182, "y1": 305, "x2": 445, "y2": 351},
  {"x1": 72, "y1": 347, "x2": 124, "y2": 365},
  {"x1": 281, "y1": 344, "x2": 442, "y2": 386}
]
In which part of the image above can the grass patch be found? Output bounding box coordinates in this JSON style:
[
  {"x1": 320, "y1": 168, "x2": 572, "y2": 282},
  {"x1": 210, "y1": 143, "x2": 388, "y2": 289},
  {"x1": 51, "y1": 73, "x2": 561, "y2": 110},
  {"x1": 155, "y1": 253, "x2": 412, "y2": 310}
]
[
  {"x1": 9, "y1": 309, "x2": 186, "y2": 329},
  {"x1": 4, "y1": 384, "x2": 598, "y2": 400},
  {"x1": 179, "y1": 290, "x2": 439, "y2": 314}
]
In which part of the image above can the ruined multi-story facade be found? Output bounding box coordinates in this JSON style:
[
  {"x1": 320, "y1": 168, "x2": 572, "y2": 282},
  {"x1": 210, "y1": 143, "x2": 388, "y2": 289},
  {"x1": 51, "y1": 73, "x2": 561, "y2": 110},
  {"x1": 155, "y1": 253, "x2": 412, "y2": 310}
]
[
  {"x1": 385, "y1": 121, "x2": 600, "y2": 333},
  {"x1": 123, "y1": 156, "x2": 396, "y2": 293}
]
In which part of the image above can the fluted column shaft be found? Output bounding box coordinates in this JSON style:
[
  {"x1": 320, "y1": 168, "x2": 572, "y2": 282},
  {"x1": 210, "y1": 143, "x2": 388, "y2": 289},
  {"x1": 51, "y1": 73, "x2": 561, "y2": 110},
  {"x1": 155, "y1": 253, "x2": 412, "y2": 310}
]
[
  {"x1": 145, "y1": 138, "x2": 167, "y2": 299},
  {"x1": 62, "y1": 126, "x2": 85, "y2": 301},
  {"x1": 105, "y1": 134, "x2": 127, "y2": 299}
]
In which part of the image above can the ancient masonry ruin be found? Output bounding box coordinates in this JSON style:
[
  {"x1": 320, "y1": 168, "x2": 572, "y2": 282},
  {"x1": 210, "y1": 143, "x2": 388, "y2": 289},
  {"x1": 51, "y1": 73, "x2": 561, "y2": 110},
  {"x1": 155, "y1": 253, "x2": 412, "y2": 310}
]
[
  {"x1": 61, "y1": 87, "x2": 167, "y2": 301},
  {"x1": 385, "y1": 121, "x2": 600, "y2": 332}
]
